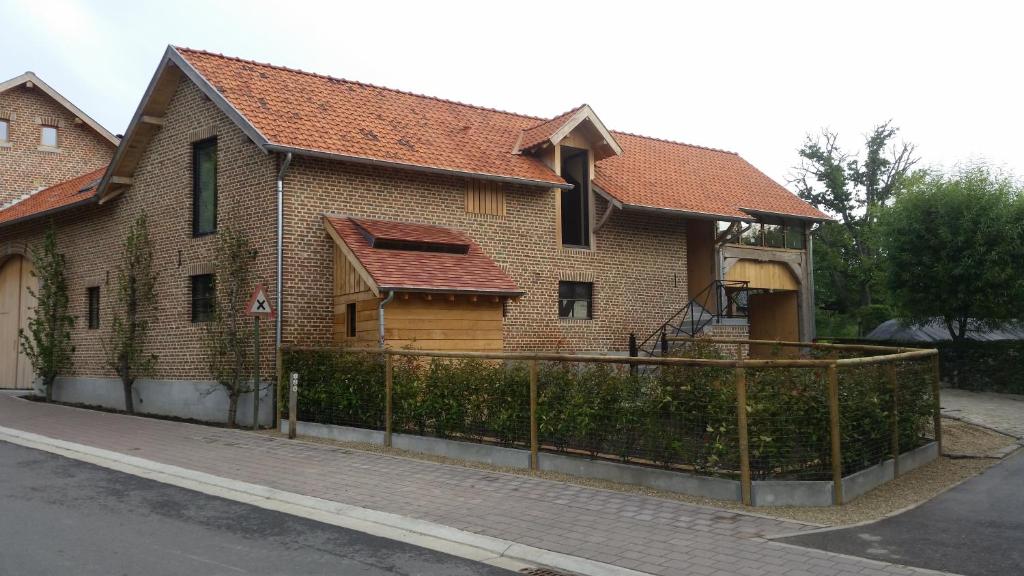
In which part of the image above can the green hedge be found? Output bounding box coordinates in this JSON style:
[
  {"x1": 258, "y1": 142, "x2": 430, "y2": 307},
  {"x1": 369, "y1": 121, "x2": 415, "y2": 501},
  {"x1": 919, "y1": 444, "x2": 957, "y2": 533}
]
[
  {"x1": 283, "y1": 344, "x2": 936, "y2": 480},
  {"x1": 937, "y1": 341, "x2": 1024, "y2": 394}
]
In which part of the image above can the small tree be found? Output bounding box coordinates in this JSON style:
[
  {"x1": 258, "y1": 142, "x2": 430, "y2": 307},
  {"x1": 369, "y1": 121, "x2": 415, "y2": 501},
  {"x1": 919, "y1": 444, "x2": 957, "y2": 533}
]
[
  {"x1": 881, "y1": 164, "x2": 1024, "y2": 340},
  {"x1": 106, "y1": 213, "x2": 158, "y2": 413},
  {"x1": 20, "y1": 225, "x2": 75, "y2": 401},
  {"x1": 206, "y1": 227, "x2": 255, "y2": 427}
]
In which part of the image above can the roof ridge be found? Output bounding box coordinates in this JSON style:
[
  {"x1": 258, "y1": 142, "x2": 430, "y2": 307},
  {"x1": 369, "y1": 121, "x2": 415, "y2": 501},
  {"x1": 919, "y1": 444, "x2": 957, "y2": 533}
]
[
  {"x1": 174, "y1": 47, "x2": 550, "y2": 123},
  {"x1": 610, "y1": 129, "x2": 738, "y2": 155},
  {"x1": 522, "y1": 104, "x2": 585, "y2": 132}
]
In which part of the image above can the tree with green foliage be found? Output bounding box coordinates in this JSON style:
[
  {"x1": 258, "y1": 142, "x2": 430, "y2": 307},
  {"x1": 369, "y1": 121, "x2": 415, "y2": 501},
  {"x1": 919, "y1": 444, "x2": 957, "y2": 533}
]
[
  {"x1": 792, "y1": 122, "x2": 920, "y2": 335},
  {"x1": 206, "y1": 227, "x2": 255, "y2": 428},
  {"x1": 881, "y1": 164, "x2": 1024, "y2": 340},
  {"x1": 106, "y1": 213, "x2": 158, "y2": 413},
  {"x1": 19, "y1": 225, "x2": 75, "y2": 401}
]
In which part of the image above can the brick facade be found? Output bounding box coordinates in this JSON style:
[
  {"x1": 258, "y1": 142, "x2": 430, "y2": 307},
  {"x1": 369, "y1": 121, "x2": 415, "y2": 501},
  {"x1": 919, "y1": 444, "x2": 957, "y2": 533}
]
[
  {"x1": 0, "y1": 84, "x2": 115, "y2": 203},
  {"x1": 2, "y1": 73, "x2": 695, "y2": 384}
]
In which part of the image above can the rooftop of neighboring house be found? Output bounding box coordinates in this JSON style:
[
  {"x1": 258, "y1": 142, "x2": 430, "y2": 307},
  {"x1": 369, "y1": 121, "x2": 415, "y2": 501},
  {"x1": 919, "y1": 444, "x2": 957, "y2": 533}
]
[
  {"x1": 97, "y1": 46, "x2": 828, "y2": 222},
  {"x1": 0, "y1": 166, "x2": 105, "y2": 227}
]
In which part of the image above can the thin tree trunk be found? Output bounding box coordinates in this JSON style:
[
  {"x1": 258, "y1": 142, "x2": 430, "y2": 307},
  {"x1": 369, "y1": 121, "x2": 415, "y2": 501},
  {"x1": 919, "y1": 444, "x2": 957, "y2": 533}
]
[
  {"x1": 45, "y1": 376, "x2": 53, "y2": 402},
  {"x1": 123, "y1": 378, "x2": 134, "y2": 414},
  {"x1": 228, "y1": 393, "x2": 238, "y2": 428}
]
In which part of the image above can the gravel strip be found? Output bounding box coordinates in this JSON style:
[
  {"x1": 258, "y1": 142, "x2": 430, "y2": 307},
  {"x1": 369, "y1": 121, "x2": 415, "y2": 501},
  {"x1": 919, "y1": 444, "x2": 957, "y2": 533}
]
[{"x1": 258, "y1": 417, "x2": 1019, "y2": 527}]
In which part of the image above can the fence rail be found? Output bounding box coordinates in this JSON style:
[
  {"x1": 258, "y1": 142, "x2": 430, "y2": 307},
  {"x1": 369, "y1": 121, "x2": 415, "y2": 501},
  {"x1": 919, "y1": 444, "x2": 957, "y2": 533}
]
[{"x1": 278, "y1": 338, "x2": 941, "y2": 505}]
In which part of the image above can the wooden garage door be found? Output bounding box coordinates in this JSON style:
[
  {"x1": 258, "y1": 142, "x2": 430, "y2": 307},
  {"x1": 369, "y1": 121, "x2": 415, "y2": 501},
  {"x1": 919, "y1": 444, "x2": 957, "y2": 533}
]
[{"x1": 0, "y1": 256, "x2": 36, "y2": 389}]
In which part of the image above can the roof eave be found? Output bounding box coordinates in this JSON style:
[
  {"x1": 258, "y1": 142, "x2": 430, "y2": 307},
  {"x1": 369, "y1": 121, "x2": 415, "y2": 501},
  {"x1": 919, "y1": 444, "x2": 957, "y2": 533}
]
[
  {"x1": 0, "y1": 195, "x2": 98, "y2": 230},
  {"x1": 267, "y1": 143, "x2": 571, "y2": 190},
  {"x1": 380, "y1": 286, "x2": 525, "y2": 298},
  {"x1": 738, "y1": 207, "x2": 832, "y2": 223}
]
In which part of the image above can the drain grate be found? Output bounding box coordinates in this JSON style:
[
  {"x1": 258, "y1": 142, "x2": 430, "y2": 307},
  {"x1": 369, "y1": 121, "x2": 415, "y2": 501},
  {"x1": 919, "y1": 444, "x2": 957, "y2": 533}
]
[{"x1": 519, "y1": 568, "x2": 578, "y2": 576}]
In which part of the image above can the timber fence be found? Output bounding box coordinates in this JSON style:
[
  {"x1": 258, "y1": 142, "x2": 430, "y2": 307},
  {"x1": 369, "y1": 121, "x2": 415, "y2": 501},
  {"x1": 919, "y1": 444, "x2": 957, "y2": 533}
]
[{"x1": 278, "y1": 338, "x2": 940, "y2": 505}]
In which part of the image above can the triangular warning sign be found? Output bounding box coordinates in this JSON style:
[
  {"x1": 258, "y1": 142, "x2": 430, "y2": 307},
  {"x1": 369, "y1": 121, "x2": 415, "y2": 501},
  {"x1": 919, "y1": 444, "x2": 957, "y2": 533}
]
[{"x1": 246, "y1": 284, "x2": 274, "y2": 317}]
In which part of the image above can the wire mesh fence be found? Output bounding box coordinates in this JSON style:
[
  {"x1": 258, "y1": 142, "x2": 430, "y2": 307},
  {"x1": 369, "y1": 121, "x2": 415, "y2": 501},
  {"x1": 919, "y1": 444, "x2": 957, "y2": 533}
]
[{"x1": 280, "y1": 339, "x2": 940, "y2": 501}]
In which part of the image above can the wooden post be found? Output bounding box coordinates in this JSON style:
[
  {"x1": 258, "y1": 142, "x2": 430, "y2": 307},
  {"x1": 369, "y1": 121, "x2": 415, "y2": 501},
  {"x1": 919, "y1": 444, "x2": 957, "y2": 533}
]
[
  {"x1": 931, "y1": 353, "x2": 942, "y2": 454},
  {"x1": 735, "y1": 367, "x2": 752, "y2": 506},
  {"x1": 887, "y1": 363, "x2": 900, "y2": 477},
  {"x1": 287, "y1": 372, "x2": 298, "y2": 439},
  {"x1": 529, "y1": 359, "x2": 539, "y2": 471},
  {"x1": 828, "y1": 363, "x2": 843, "y2": 505},
  {"x1": 385, "y1": 352, "x2": 394, "y2": 448}
]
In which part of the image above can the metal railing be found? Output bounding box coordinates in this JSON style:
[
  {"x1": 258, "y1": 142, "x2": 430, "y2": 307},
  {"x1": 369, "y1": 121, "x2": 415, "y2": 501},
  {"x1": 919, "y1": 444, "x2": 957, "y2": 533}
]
[{"x1": 632, "y1": 279, "x2": 751, "y2": 358}]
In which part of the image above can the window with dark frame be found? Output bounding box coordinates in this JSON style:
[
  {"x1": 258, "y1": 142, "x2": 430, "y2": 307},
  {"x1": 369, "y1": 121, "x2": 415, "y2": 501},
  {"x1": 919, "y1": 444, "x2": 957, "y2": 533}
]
[
  {"x1": 346, "y1": 302, "x2": 357, "y2": 338},
  {"x1": 87, "y1": 286, "x2": 100, "y2": 329},
  {"x1": 191, "y1": 274, "x2": 215, "y2": 323},
  {"x1": 192, "y1": 138, "x2": 218, "y2": 236},
  {"x1": 559, "y1": 147, "x2": 590, "y2": 248},
  {"x1": 40, "y1": 125, "x2": 57, "y2": 147},
  {"x1": 558, "y1": 281, "x2": 593, "y2": 320}
]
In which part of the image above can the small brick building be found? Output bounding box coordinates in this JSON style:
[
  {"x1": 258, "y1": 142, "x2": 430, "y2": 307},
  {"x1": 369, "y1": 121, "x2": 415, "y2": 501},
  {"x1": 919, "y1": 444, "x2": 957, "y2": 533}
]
[{"x1": 0, "y1": 47, "x2": 826, "y2": 424}]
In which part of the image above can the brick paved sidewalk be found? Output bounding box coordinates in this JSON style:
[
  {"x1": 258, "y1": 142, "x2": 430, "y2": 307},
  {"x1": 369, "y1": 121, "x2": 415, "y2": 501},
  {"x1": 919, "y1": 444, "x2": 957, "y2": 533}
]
[{"x1": 0, "y1": 395, "x2": 952, "y2": 576}]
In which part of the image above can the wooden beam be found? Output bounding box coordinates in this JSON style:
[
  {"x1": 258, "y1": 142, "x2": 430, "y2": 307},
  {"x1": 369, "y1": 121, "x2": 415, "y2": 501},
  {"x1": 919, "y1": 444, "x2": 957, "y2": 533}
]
[
  {"x1": 110, "y1": 176, "x2": 133, "y2": 185},
  {"x1": 140, "y1": 115, "x2": 165, "y2": 127}
]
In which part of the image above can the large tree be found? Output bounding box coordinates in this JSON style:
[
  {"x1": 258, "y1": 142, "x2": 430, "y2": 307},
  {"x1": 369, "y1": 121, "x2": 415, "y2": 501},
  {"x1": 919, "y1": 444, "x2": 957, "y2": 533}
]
[
  {"x1": 20, "y1": 225, "x2": 75, "y2": 401},
  {"x1": 206, "y1": 227, "x2": 255, "y2": 428},
  {"x1": 881, "y1": 164, "x2": 1024, "y2": 340},
  {"x1": 791, "y1": 122, "x2": 920, "y2": 334},
  {"x1": 106, "y1": 213, "x2": 158, "y2": 413}
]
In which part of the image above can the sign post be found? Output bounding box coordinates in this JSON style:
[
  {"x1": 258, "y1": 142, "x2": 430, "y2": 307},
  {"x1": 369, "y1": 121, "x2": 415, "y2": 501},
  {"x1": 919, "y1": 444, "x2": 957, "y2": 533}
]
[{"x1": 246, "y1": 285, "x2": 274, "y2": 430}]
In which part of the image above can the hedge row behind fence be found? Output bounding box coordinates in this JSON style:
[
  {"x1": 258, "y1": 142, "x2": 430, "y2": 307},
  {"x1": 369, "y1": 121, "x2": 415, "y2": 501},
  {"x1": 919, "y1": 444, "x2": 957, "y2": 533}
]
[{"x1": 282, "y1": 343, "x2": 936, "y2": 480}]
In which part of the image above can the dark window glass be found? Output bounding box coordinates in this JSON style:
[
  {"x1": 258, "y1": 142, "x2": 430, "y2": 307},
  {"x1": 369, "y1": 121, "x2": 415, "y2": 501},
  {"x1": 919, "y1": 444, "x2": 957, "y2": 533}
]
[
  {"x1": 87, "y1": 287, "x2": 100, "y2": 329},
  {"x1": 346, "y1": 302, "x2": 357, "y2": 338},
  {"x1": 191, "y1": 274, "x2": 215, "y2": 323},
  {"x1": 0, "y1": 120, "x2": 8, "y2": 142},
  {"x1": 558, "y1": 281, "x2": 593, "y2": 319},
  {"x1": 41, "y1": 125, "x2": 57, "y2": 147},
  {"x1": 785, "y1": 224, "x2": 806, "y2": 249},
  {"x1": 763, "y1": 224, "x2": 785, "y2": 248},
  {"x1": 192, "y1": 138, "x2": 217, "y2": 236},
  {"x1": 559, "y1": 147, "x2": 590, "y2": 247}
]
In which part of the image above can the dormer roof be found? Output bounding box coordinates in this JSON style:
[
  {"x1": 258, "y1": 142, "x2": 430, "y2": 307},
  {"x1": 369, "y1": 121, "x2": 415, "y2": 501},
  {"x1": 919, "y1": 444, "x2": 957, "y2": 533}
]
[{"x1": 517, "y1": 104, "x2": 623, "y2": 160}]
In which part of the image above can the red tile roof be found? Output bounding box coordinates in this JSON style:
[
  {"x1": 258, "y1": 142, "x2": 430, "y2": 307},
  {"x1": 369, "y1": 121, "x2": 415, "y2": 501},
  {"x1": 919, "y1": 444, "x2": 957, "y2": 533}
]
[
  {"x1": 0, "y1": 167, "x2": 105, "y2": 227},
  {"x1": 325, "y1": 216, "x2": 523, "y2": 295},
  {"x1": 176, "y1": 48, "x2": 826, "y2": 221}
]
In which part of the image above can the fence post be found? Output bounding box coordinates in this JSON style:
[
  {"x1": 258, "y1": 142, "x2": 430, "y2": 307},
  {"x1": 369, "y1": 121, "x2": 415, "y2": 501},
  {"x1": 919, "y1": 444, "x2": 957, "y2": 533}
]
[
  {"x1": 735, "y1": 366, "x2": 752, "y2": 506},
  {"x1": 529, "y1": 359, "x2": 540, "y2": 471},
  {"x1": 828, "y1": 363, "x2": 843, "y2": 505},
  {"x1": 385, "y1": 352, "x2": 394, "y2": 448},
  {"x1": 931, "y1": 353, "x2": 942, "y2": 454},
  {"x1": 288, "y1": 372, "x2": 298, "y2": 439},
  {"x1": 887, "y1": 363, "x2": 900, "y2": 477}
]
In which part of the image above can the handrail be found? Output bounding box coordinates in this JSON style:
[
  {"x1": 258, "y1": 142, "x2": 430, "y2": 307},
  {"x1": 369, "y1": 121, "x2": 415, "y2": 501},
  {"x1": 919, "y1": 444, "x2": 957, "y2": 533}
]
[
  {"x1": 635, "y1": 279, "x2": 751, "y2": 357},
  {"x1": 666, "y1": 336, "x2": 930, "y2": 354}
]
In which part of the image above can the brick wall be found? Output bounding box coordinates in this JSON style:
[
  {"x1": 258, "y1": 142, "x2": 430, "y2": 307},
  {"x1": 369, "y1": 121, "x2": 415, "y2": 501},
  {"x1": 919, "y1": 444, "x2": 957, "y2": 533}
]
[
  {"x1": 281, "y1": 157, "x2": 689, "y2": 353},
  {"x1": 0, "y1": 84, "x2": 114, "y2": 203}
]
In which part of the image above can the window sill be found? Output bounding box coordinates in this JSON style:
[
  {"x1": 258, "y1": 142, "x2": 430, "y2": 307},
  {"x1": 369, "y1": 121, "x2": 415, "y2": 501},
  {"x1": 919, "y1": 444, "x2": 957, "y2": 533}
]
[
  {"x1": 558, "y1": 317, "x2": 593, "y2": 323},
  {"x1": 37, "y1": 145, "x2": 61, "y2": 154},
  {"x1": 0, "y1": 142, "x2": 10, "y2": 149}
]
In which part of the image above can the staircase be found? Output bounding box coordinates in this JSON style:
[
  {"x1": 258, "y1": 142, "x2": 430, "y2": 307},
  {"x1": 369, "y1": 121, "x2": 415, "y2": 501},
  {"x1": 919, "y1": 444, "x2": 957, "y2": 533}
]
[{"x1": 631, "y1": 280, "x2": 751, "y2": 358}]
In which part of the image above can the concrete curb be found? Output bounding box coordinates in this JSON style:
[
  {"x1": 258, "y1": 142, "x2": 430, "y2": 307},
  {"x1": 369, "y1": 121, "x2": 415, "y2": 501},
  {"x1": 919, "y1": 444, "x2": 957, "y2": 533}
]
[{"x1": 0, "y1": 425, "x2": 652, "y2": 576}]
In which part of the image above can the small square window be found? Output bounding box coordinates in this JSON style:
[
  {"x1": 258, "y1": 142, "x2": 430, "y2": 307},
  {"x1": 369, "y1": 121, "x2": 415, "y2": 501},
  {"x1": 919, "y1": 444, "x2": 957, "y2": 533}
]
[
  {"x1": 0, "y1": 120, "x2": 8, "y2": 143},
  {"x1": 558, "y1": 281, "x2": 593, "y2": 320},
  {"x1": 191, "y1": 274, "x2": 215, "y2": 323},
  {"x1": 87, "y1": 287, "x2": 100, "y2": 329},
  {"x1": 41, "y1": 125, "x2": 58, "y2": 147},
  {"x1": 346, "y1": 302, "x2": 357, "y2": 338}
]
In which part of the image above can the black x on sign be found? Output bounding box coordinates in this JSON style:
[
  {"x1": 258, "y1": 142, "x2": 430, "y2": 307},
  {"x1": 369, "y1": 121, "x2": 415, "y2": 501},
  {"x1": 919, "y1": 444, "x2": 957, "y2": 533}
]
[{"x1": 246, "y1": 285, "x2": 274, "y2": 318}]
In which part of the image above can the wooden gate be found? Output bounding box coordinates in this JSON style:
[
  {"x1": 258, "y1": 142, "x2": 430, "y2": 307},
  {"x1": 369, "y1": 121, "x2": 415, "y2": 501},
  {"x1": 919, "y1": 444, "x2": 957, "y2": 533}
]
[{"x1": 0, "y1": 255, "x2": 37, "y2": 389}]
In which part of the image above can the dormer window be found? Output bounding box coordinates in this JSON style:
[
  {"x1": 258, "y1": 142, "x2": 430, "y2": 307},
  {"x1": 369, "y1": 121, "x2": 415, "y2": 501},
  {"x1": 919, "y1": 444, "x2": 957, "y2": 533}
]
[
  {"x1": 560, "y1": 146, "x2": 590, "y2": 248},
  {"x1": 40, "y1": 125, "x2": 57, "y2": 148}
]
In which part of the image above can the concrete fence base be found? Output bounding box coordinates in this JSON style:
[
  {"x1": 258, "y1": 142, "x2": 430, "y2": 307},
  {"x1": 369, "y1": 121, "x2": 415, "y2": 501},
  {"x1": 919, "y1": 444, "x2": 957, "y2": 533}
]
[{"x1": 282, "y1": 419, "x2": 939, "y2": 507}]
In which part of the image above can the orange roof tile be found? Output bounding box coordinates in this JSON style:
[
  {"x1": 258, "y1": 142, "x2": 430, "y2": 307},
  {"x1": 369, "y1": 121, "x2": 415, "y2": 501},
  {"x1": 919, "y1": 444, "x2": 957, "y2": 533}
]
[
  {"x1": 326, "y1": 216, "x2": 522, "y2": 295},
  {"x1": 0, "y1": 167, "x2": 105, "y2": 227},
  {"x1": 175, "y1": 48, "x2": 826, "y2": 221}
]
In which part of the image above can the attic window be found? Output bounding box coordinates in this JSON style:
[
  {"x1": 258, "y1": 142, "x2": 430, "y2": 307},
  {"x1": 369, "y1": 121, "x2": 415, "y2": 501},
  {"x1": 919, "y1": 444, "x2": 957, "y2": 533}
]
[
  {"x1": 40, "y1": 125, "x2": 57, "y2": 147},
  {"x1": 0, "y1": 120, "x2": 8, "y2": 143},
  {"x1": 371, "y1": 238, "x2": 469, "y2": 254}
]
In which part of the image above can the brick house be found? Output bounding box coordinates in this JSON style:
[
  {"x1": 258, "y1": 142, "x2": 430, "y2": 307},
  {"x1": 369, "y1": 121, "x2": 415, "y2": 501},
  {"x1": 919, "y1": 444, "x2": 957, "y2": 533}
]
[{"x1": 0, "y1": 47, "x2": 826, "y2": 424}]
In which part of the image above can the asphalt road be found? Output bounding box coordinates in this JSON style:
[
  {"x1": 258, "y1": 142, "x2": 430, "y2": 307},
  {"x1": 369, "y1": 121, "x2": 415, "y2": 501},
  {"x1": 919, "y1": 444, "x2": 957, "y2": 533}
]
[
  {"x1": 0, "y1": 441, "x2": 517, "y2": 576},
  {"x1": 779, "y1": 449, "x2": 1024, "y2": 576}
]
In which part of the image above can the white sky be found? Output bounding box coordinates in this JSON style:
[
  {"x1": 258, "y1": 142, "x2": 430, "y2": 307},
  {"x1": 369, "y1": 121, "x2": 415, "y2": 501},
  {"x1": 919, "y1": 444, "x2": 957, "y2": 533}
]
[{"x1": 2, "y1": 0, "x2": 1020, "y2": 187}]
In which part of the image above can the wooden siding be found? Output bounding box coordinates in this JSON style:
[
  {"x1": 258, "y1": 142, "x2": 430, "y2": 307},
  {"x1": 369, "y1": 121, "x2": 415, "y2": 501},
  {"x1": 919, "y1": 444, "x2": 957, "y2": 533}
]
[
  {"x1": 465, "y1": 179, "x2": 506, "y2": 217},
  {"x1": 726, "y1": 259, "x2": 799, "y2": 291},
  {"x1": 378, "y1": 297, "x2": 503, "y2": 351},
  {"x1": 686, "y1": 219, "x2": 714, "y2": 308},
  {"x1": 748, "y1": 292, "x2": 800, "y2": 357}
]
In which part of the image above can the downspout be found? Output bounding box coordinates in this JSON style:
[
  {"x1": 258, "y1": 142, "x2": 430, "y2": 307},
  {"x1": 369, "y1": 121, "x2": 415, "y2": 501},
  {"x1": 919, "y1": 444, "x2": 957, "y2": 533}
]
[
  {"x1": 275, "y1": 153, "x2": 292, "y2": 352},
  {"x1": 378, "y1": 290, "x2": 396, "y2": 348}
]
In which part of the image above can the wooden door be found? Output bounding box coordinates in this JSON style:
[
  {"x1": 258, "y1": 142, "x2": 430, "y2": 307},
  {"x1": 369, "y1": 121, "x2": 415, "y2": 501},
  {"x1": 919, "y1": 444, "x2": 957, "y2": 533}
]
[{"x1": 0, "y1": 256, "x2": 36, "y2": 389}]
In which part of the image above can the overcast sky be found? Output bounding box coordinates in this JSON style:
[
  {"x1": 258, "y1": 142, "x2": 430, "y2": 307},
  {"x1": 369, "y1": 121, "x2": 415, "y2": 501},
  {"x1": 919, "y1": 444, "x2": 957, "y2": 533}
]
[{"x1": 2, "y1": 0, "x2": 1019, "y2": 187}]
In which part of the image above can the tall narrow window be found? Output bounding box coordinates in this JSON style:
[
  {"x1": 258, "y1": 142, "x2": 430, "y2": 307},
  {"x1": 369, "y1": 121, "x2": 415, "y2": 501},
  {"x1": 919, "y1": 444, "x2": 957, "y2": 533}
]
[
  {"x1": 40, "y1": 125, "x2": 58, "y2": 147},
  {"x1": 558, "y1": 281, "x2": 593, "y2": 320},
  {"x1": 346, "y1": 302, "x2": 357, "y2": 338},
  {"x1": 0, "y1": 120, "x2": 9, "y2": 143},
  {"x1": 560, "y1": 146, "x2": 590, "y2": 248},
  {"x1": 191, "y1": 274, "x2": 215, "y2": 323},
  {"x1": 87, "y1": 287, "x2": 100, "y2": 329},
  {"x1": 192, "y1": 138, "x2": 218, "y2": 236}
]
